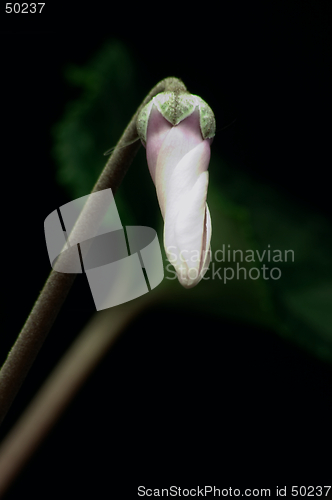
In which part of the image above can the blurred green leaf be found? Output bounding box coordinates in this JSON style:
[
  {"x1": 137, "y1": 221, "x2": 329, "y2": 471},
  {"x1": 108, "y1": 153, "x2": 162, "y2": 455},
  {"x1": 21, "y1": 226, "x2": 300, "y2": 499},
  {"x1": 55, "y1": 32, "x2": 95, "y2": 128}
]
[{"x1": 214, "y1": 159, "x2": 332, "y2": 361}]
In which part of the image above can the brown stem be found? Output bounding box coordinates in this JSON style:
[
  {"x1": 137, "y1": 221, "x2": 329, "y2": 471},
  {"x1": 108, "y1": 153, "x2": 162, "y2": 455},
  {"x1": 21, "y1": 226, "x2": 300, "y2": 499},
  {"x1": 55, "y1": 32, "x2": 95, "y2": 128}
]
[
  {"x1": 0, "y1": 77, "x2": 186, "y2": 426},
  {"x1": 0, "y1": 286, "x2": 167, "y2": 497}
]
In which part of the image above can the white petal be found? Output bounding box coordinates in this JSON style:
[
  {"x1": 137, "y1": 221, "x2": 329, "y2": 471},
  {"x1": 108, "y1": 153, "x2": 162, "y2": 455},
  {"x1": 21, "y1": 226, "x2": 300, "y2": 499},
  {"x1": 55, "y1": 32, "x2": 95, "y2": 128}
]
[
  {"x1": 164, "y1": 171, "x2": 212, "y2": 288},
  {"x1": 175, "y1": 171, "x2": 209, "y2": 268},
  {"x1": 200, "y1": 203, "x2": 212, "y2": 276},
  {"x1": 163, "y1": 140, "x2": 210, "y2": 222}
]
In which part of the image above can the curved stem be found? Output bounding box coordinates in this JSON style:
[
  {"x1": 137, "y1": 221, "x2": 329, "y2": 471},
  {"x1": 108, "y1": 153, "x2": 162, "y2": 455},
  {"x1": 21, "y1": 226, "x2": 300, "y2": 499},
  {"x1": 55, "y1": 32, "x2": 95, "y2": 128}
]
[
  {"x1": 0, "y1": 77, "x2": 186, "y2": 426},
  {"x1": 0, "y1": 286, "x2": 167, "y2": 497}
]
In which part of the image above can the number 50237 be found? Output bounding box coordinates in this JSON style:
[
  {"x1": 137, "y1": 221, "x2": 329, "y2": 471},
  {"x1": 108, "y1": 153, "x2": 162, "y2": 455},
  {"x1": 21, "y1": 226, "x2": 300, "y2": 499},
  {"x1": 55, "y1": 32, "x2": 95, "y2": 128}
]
[{"x1": 5, "y1": 3, "x2": 45, "y2": 13}]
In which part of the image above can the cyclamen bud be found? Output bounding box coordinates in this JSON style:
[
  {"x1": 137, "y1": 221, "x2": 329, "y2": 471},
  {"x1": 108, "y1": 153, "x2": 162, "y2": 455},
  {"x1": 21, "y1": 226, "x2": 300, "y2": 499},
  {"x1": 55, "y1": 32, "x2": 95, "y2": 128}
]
[{"x1": 137, "y1": 89, "x2": 215, "y2": 288}]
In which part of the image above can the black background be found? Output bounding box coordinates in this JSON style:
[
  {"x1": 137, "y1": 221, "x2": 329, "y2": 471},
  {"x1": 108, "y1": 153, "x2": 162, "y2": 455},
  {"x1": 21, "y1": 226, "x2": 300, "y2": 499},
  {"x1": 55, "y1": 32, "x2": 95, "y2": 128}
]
[{"x1": 1, "y1": 2, "x2": 332, "y2": 497}]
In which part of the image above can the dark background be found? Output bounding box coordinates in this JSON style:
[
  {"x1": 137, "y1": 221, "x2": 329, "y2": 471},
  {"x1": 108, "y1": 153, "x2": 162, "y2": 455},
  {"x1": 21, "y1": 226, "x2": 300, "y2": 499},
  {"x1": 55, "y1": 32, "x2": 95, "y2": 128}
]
[{"x1": 1, "y1": 2, "x2": 332, "y2": 496}]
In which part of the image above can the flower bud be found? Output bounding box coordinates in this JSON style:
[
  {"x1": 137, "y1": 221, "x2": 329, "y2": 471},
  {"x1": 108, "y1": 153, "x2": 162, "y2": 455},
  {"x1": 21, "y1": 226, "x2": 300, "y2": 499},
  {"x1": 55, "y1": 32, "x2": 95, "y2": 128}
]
[{"x1": 137, "y1": 90, "x2": 215, "y2": 288}]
